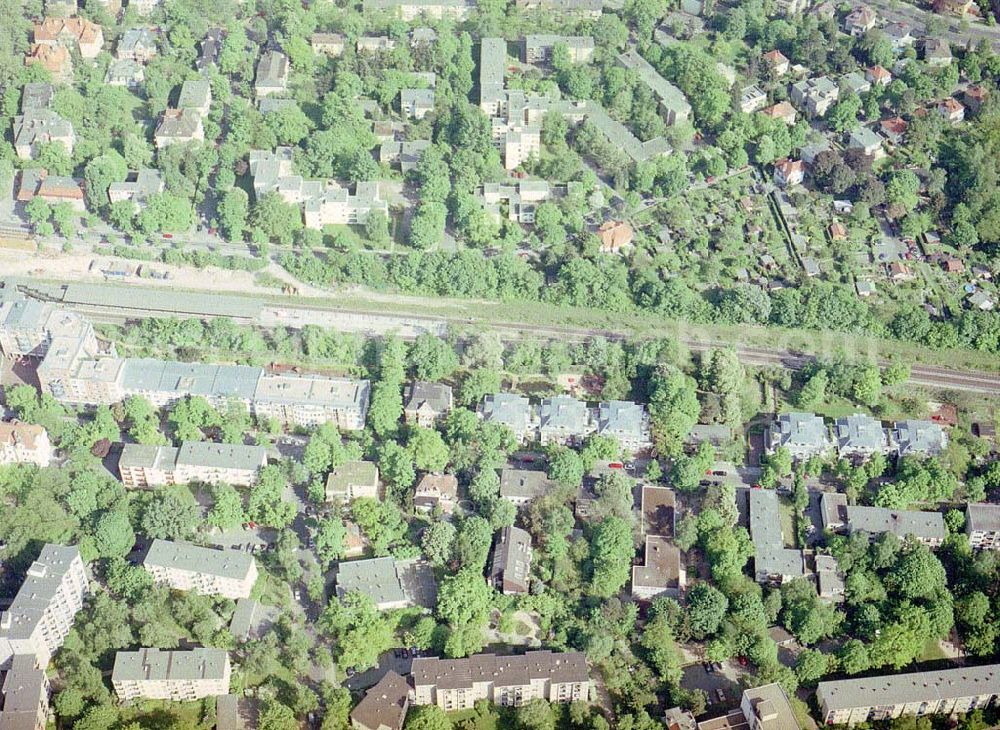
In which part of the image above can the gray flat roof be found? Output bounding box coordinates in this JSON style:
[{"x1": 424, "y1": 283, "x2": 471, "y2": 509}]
[
  {"x1": 178, "y1": 442, "x2": 267, "y2": 471},
  {"x1": 335, "y1": 557, "x2": 406, "y2": 606},
  {"x1": 121, "y1": 358, "x2": 261, "y2": 400},
  {"x1": 845, "y1": 505, "x2": 945, "y2": 541},
  {"x1": 617, "y1": 48, "x2": 691, "y2": 115},
  {"x1": 112, "y1": 647, "x2": 229, "y2": 682},
  {"x1": 144, "y1": 539, "x2": 256, "y2": 581},
  {"x1": 0, "y1": 544, "x2": 82, "y2": 642},
  {"x1": 817, "y1": 664, "x2": 1000, "y2": 712},
  {"x1": 499, "y1": 468, "x2": 554, "y2": 501},
  {"x1": 966, "y1": 503, "x2": 1000, "y2": 533}
]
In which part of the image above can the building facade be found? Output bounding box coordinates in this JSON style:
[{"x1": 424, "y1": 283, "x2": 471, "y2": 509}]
[
  {"x1": 411, "y1": 651, "x2": 590, "y2": 710},
  {"x1": 112, "y1": 648, "x2": 231, "y2": 702},
  {"x1": 966, "y1": 503, "x2": 1000, "y2": 550},
  {"x1": 0, "y1": 422, "x2": 52, "y2": 467},
  {"x1": 143, "y1": 540, "x2": 258, "y2": 600},
  {"x1": 118, "y1": 442, "x2": 267, "y2": 488}
]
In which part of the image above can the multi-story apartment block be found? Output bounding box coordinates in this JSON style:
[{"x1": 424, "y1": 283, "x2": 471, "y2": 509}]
[
  {"x1": 480, "y1": 393, "x2": 535, "y2": 442},
  {"x1": 362, "y1": 0, "x2": 474, "y2": 19},
  {"x1": 0, "y1": 422, "x2": 52, "y2": 467},
  {"x1": 768, "y1": 412, "x2": 832, "y2": 460},
  {"x1": 0, "y1": 295, "x2": 96, "y2": 359},
  {"x1": 632, "y1": 536, "x2": 684, "y2": 600},
  {"x1": 523, "y1": 35, "x2": 594, "y2": 65},
  {"x1": 843, "y1": 505, "x2": 945, "y2": 546},
  {"x1": 0, "y1": 654, "x2": 50, "y2": 730},
  {"x1": 12, "y1": 110, "x2": 76, "y2": 160},
  {"x1": 0, "y1": 545, "x2": 88, "y2": 669},
  {"x1": 749, "y1": 488, "x2": 807, "y2": 584},
  {"x1": 255, "y1": 373, "x2": 371, "y2": 429},
  {"x1": 325, "y1": 461, "x2": 380, "y2": 503},
  {"x1": 254, "y1": 50, "x2": 289, "y2": 98},
  {"x1": 480, "y1": 181, "x2": 552, "y2": 224},
  {"x1": 966, "y1": 503, "x2": 1000, "y2": 550},
  {"x1": 118, "y1": 441, "x2": 268, "y2": 488},
  {"x1": 616, "y1": 49, "x2": 691, "y2": 125},
  {"x1": 412, "y1": 651, "x2": 589, "y2": 710},
  {"x1": 595, "y1": 400, "x2": 651, "y2": 452},
  {"x1": 112, "y1": 648, "x2": 231, "y2": 702},
  {"x1": 834, "y1": 414, "x2": 890, "y2": 458},
  {"x1": 891, "y1": 419, "x2": 948, "y2": 457},
  {"x1": 116, "y1": 28, "x2": 158, "y2": 63},
  {"x1": 817, "y1": 665, "x2": 1000, "y2": 726},
  {"x1": 143, "y1": 540, "x2": 258, "y2": 600},
  {"x1": 537, "y1": 395, "x2": 593, "y2": 446},
  {"x1": 108, "y1": 168, "x2": 164, "y2": 207}
]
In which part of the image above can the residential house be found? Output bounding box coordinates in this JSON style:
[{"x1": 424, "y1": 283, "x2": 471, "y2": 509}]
[
  {"x1": 400, "y1": 88, "x2": 435, "y2": 119},
  {"x1": 310, "y1": 32, "x2": 345, "y2": 56},
  {"x1": 350, "y1": 671, "x2": 410, "y2": 730},
  {"x1": 413, "y1": 473, "x2": 458, "y2": 515},
  {"x1": 0, "y1": 422, "x2": 52, "y2": 467},
  {"x1": 769, "y1": 412, "x2": 832, "y2": 460},
  {"x1": 16, "y1": 170, "x2": 85, "y2": 211},
  {"x1": 480, "y1": 393, "x2": 535, "y2": 442},
  {"x1": 938, "y1": 97, "x2": 965, "y2": 123},
  {"x1": 616, "y1": 48, "x2": 691, "y2": 125},
  {"x1": 490, "y1": 526, "x2": 533, "y2": 594},
  {"x1": 847, "y1": 126, "x2": 884, "y2": 157},
  {"x1": 197, "y1": 28, "x2": 223, "y2": 70},
  {"x1": 817, "y1": 665, "x2": 1000, "y2": 726},
  {"x1": 20, "y1": 82, "x2": 54, "y2": 112},
  {"x1": 815, "y1": 554, "x2": 846, "y2": 603},
  {"x1": 403, "y1": 382, "x2": 453, "y2": 427},
  {"x1": 325, "y1": 461, "x2": 380, "y2": 503},
  {"x1": 153, "y1": 108, "x2": 204, "y2": 148},
  {"x1": 410, "y1": 651, "x2": 590, "y2": 710},
  {"x1": 966, "y1": 503, "x2": 1000, "y2": 550},
  {"x1": 118, "y1": 442, "x2": 267, "y2": 488},
  {"x1": 499, "y1": 468, "x2": 555, "y2": 506},
  {"x1": 866, "y1": 65, "x2": 891, "y2": 86},
  {"x1": 829, "y1": 222, "x2": 848, "y2": 240},
  {"x1": 117, "y1": 28, "x2": 157, "y2": 62},
  {"x1": 595, "y1": 400, "x2": 650, "y2": 452},
  {"x1": 12, "y1": 110, "x2": 75, "y2": 159},
  {"x1": 773, "y1": 158, "x2": 804, "y2": 187},
  {"x1": 684, "y1": 424, "x2": 732, "y2": 451},
  {"x1": 840, "y1": 71, "x2": 871, "y2": 96},
  {"x1": 632, "y1": 537, "x2": 685, "y2": 600},
  {"x1": 130, "y1": 0, "x2": 163, "y2": 15},
  {"x1": 887, "y1": 261, "x2": 914, "y2": 282},
  {"x1": 790, "y1": 76, "x2": 839, "y2": 118},
  {"x1": 302, "y1": 182, "x2": 388, "y2": 228},
  {"x1": 844, "y1": 5, "x2": 877, "y2": 36},
  {"x1": 773, "y1": 0, "x2": 810, "y2": 16},
  {"x1": 763, "y1": 49, "x2": 790, "y2": 76},
  {"x1": 178, "y1": 78, "x2": 212, "y2": 116},
  {"x1": 523, "y1": 35, "x2": 594, "y2": 64},
  {"x1": 143, "y1": 540, "x2": 258, "y2": 600},
  {"x1": 924, "y1": 38, "x2": 953, "y2": 66},
  {"x1": 844, "y1": 505, "x2": 946, "y2": 546},
  {"x1": 750, "y1": 488, "x2": 807, "y2": 583},
  {"x1": 892, "y1": 419, "x2": 947, "y2": 456},
  {"x1": 933, "y1": 0, "x2": 976, "y2": 14},
  {"x1": 968, "y1": 290, "x2": 995, "y2": 311},
  {"x1": 537, "y1": 395, "x2": 592, "y2": 445},
  {"x1": 33, "y1": 17, "x2": 104, "y2": 58},
  {"x1": 760, "y1": 101, "x2": 797, "y2": 125},
  {"x1": 880, "y1": 116, "x2": 907, "y2": 144},
  {"x1": 25, "y1": 44, "x2": 72, "y2": 81},
  {"x1": 335, "y1": 557, "x2": 416, "y2": 610},
  {"x1": 0, "y1": 544, "x2": 88, "y2": 669},
  {"x1": 112, "y1": 648, "x2": 231, "y2": 702},
  {"x1": 0, "y1": 654, "x2": 49, "y2": 730},
  {"x1": 356, "y1": 36, "x2": 396, "y2": 53},
  {"x1": 597, "y1": 220, "x2": 635, "y2": 253},
  {"x1": 104, "y1": 58, "x2": 144, "y2": 88},
  {"x1": 739, "y1": 84, "x2": 768, "y2": 113},
  {"x1": 834, "y1": 414, "x2": 889, "y2": 458},
  {"x1": 883, "y1": 21, "x2": 915, "y2": 52},
  {"x1": 964, "y1": 84, "x2": 989, "y2": 114},
  {"x1": 254, "y1": 51, "x2": 289, "y2": 98},
  {"x1": 379, "y1": 140, "x2": 431, "y2": 174},
  {"x1": 108, "y1": 168, "x2": 164, "y2": 206}
]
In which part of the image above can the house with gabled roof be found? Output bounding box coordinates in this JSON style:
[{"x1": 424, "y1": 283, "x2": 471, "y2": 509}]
[{"x1": 537, "y1": 395, "x2": 592, "y2": 445}]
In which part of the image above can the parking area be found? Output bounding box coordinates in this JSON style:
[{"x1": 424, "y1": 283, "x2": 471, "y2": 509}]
[
  {"x1": 343, "y1": 650, "x2": 415, "y2": 692},
  {"x1": 680, "y1": 661, "x2": 746, "y2": 715}
]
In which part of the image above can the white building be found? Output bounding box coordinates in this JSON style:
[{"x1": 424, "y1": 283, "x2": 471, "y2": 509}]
[
  {"x1": 112, "y1": 648, "x2": 231, "y2": 702},
  {"x1": 143, "y1": 540, "x2": 258, "y2": 600},
  {"x1": 118, "y1": 442, "x2": 268, "y2": 488},
  {"x1": 0, "y1": 422, "x2": 52, "y2": 467}
]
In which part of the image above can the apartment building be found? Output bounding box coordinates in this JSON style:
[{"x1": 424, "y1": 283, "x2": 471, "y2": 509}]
[
  {"x1": 302, "y1": 181, "x2": 388, "y2": 228},
  {"x1": 112, "y1": 648, "x2": 231, "y2": 702},
  {"x1": 325, "y1": 461, "x2": 380, "y2": 503},
  {"x1": 0, "y1": 422, "x2": 52, "y2": 467},
  {"x1": 616, "y1": 49, "x2": 691, "y2": 125},
  {"x1": 411, "y1": 651, "x2": 589, "y2": 710},
  {"x1": 523, "y1": 35, "x2": 594, "y2": 65},
  {"x1": 143, "y1": 540, "x2": 258, "y2": 600},
  {"x1": 153, "y1": 108, "x2": 204, "y2": 149},
  {"x1": 480, "y1": 393, "x2": 535, "y2": 442},
  {"x1": 108, "y1": 168, "x2": 165, "y2": 207},
  {"x1": 334, "y1": 557, "x2": 411, "y2": 610},
  {"x1": 255, "y1": 51, "x2": 289, "y2": 98},
  {"x1": 632, "y1": 537, "x2": 684, "y2": 600},
  {"x1": 0, "y1": 295, "x2": 97, "y2": 359},
  {"x1": 499, "y1": 469, "x2": 556, "y2": 507},
  {"x1": 843, "y1": 505, "x2": 945, "y2": 546},
  {"x1": 118, "y1": 442, "x2": 268, "y2": 488},
  {"x1": 413, "y1": 473, "x2": 458, "y2": 515},
  {"x1": 490, "y1": 526, "x2": 533, "y2": 594},
  {"x1": 790, "y1": 76, "x2": 839, "y2": 118},
  {"x1": 12, "y1": 110, "x2": 75, "y2": 159},
  {"x1": 817, "y1": 664, "x2": 1000, "y2": 726},
  {"x1": 834, "y1": 414, "x2": 890, "y2": 458},
  {"x1": 595, "y1": 400, "x2": 652, "y2": 452},
  {"x1": 403, "y1": 382, "x2": 453, "y2": 427},
  {"x1": 0, "y1": 545, "x2": 88, "y2": 669},
  {"x1": 255, "y1": 373, "x2": 370, "y2": 429},
  {"x1": 537, "y1": 395, "x2": 593, "y2": 446},
  {"x1": 966, "y1": 503, "x2": 1000, "y2": 550},
  {"x1": 0, "y1": 654, "x2": 49, "y2": 730},
  {"x1": 768, "y1": 412, "x2": 832, "y2": 460},
  {"x1": 892, "y1": 419, "x2": 948, "y2": 457},
  {"x1": 350, "y1": 671, "x2": 410, "y2": 730},
  {"x1": 749, "y1": 488, "x2": 807, "y2": 584},
  {"x1": 480, "y1": 181, "x2": 552, "y2": 224},
  {"x1": 362, "y1": 0, "x2": 474, "y2": 20},
  {"x1": 33, "y1": 17, "x2": 104, "y2": 58}
]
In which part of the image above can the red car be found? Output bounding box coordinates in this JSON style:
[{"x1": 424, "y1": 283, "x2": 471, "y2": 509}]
[{"x1": 162, "y1": 233, "x2": 173, "y2": 239}]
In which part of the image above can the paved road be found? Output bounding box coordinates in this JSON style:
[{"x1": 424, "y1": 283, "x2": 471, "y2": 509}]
[
  {"x1": 8, "y1": 275, "x2": 1000, "y2": 395},
  {"x1": 866, "y1": 0, "x2": 1000, "y2": 51}
]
